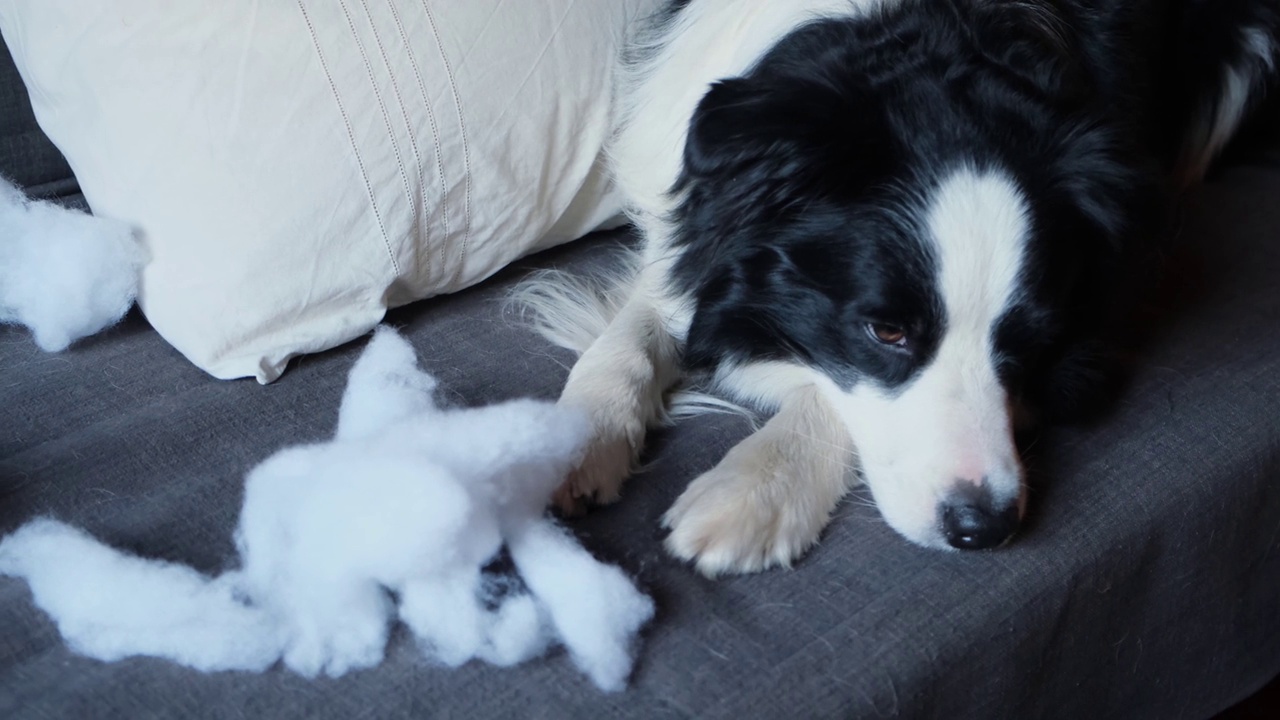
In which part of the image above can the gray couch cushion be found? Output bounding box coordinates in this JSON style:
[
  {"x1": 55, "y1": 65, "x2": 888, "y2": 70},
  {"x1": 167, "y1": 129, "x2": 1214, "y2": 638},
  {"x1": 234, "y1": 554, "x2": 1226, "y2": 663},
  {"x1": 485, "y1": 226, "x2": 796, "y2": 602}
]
[
  {"x1": 0, "y1": 35, "x2": 74, "y2": 198},
  {"x1": 3, "y1": 139, "x2": 1280, "y2": 719}
]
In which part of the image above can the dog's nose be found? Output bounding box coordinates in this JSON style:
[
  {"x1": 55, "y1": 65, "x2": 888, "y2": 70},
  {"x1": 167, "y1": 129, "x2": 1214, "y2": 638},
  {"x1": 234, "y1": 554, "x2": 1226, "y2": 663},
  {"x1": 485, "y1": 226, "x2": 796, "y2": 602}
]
[
  {"x1": 941, "y1": 503, "x2": 1016, "y2": 549},
  {"x1": 940, "y1": 497, "x2": 1019, "y2": 550}
]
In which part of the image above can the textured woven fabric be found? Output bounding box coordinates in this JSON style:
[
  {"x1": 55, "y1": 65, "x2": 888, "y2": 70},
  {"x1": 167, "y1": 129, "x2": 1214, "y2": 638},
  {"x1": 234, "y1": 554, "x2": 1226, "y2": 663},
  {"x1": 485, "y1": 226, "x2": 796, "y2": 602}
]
[{"x1": 3, "y1": 170, "x2": 1279, "y2": 717}]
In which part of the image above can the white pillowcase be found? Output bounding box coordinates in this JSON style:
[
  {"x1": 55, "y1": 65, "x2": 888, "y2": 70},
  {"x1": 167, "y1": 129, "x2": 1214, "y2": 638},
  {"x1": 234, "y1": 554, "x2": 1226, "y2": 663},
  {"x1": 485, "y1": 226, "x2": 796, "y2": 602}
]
[{"x1": 0, "y1": 0, "x2": 658, "y2": 381}]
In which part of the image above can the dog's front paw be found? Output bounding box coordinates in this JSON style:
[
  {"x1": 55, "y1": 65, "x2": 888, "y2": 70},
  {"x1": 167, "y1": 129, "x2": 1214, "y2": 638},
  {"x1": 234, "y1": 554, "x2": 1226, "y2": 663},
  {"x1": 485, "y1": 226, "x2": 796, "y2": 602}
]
[
  {"x1": 662, "y1": 435, "x2": 843, "y2": 576},
  {"x1": 553, "y1": 429, "x2": 635, "y2": 516}
]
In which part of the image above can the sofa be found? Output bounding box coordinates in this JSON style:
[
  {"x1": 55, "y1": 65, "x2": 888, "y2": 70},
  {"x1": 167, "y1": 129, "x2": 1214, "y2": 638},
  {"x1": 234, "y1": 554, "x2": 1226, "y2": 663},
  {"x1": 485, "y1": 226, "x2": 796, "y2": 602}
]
[{"x1": 2, "y1": 28, "x2": 1279, "y2": 720}]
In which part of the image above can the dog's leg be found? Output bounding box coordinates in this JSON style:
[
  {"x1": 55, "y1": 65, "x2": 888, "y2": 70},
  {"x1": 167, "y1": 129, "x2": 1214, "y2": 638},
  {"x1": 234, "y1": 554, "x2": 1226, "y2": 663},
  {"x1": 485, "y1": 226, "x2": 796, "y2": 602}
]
[
  {"x1": 663, "y1": 384, "x2": 856, "y2": 576},
  {"x1": 554, "y1": 266, "x2": 681, "y2": 514}
]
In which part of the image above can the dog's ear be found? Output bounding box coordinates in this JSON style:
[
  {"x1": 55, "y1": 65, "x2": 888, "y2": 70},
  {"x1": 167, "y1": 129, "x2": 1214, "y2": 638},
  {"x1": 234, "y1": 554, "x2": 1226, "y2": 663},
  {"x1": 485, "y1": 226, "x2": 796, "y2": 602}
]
[
  {"x1": 684, "y1": 78, "x2": 773, "y2": 178},
  {"x1": 683, "y1": 75, "x2": 893, "y2": 184}
]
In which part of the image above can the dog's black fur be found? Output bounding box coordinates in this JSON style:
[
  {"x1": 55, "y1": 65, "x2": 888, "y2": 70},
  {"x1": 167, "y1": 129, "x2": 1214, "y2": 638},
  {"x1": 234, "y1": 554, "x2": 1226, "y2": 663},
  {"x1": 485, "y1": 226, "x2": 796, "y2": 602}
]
[
  {"x1": 524, "y1": 0, "x2": 1280, "y2": 561},
  {"x1": 667, "y1": 0, "x2": 1277, "y2": 424}
]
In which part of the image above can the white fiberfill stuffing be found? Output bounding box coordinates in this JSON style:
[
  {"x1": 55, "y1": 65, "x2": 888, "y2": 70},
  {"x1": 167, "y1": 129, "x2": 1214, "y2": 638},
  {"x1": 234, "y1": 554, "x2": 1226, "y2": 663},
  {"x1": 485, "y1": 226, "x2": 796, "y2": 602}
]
[
  {"x1": 0, "y1": 176, "x2": 144, "y2": 351},
  {"x1": 0, "y1": 519, "x2": 284, "y2": 673},
  {"x1": 0, "y1": 328, "x2": 654, "y2": 691}
]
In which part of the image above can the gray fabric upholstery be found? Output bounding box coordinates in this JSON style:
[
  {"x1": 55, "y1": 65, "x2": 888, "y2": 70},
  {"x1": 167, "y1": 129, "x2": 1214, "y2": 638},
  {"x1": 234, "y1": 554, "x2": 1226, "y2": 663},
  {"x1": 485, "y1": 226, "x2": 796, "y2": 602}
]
[
  {"x1": 0, "y1": 34, "x2": 74, "y2": 198},
  {"x1": 3, "y1": 164, "x2": 1280, "y2": 717},
  {"x1": 1, "y1": 35, "x2": 1278, "y2": 720}
]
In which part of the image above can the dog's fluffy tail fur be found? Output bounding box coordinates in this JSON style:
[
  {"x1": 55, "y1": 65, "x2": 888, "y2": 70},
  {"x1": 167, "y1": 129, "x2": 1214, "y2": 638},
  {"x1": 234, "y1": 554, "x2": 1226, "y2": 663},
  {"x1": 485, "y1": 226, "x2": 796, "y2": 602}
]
[
  {"x1": 508, "y1": 250, "x2": 643, "y2": 358},
  {"x1": 509, "y1": 247, "x2": 758, "y2": 425}
]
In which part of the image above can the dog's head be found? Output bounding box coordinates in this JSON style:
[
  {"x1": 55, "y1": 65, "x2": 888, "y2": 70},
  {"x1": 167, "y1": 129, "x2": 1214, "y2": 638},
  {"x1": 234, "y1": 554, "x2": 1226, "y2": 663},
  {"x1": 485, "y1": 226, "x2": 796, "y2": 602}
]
[{"x1": 671, "y1": 19, "x2": 1145, "y2": 550}]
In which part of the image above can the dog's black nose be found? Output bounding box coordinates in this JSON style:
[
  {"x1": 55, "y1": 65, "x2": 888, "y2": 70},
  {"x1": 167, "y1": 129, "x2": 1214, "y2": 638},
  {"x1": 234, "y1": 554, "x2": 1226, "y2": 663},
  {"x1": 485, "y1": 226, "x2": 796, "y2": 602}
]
[{"x1": 941, "y1": 501, "x2": 1018, "y2": 550}]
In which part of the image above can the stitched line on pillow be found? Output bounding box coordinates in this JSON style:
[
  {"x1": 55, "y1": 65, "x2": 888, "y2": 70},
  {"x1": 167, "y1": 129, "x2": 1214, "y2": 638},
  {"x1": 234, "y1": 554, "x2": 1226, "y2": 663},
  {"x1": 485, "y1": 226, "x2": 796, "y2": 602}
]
[
  {"x1": 296, "y1": 1, "x2": 399, "y2": 276},
  {"x1": 385, "y1": 0, "x2": 444, "y2": 287},
  {"x1": 358, "y1": 0, "x2": 429, "y2": 284},
  {"x1": 339, "y1": 0, "x2": 417, "y2": 278},
  {"x1": 421, "y1": 0, "x2": 473, "y2": 288}
]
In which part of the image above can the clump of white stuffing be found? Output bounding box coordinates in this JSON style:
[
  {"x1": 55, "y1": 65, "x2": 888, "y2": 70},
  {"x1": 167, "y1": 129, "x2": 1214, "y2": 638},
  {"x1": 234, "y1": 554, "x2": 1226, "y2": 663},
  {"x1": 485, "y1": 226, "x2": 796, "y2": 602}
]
[
  {"x1": 0, "y1": 176, "x2": 144, "y2": 351},
  {"x1": 0, "y1": 327, "x2": 654, "y2": 691},
  {"x1": 0, "y1": 519, "x2": 284, "y2": 672}
]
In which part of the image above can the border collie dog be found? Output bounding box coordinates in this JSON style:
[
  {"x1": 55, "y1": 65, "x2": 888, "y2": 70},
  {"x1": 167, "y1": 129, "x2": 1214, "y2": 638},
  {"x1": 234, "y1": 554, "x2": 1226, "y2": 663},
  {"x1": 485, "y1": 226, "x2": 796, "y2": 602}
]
[{"x1": 520, "y1": 0, "x2": 1280, "y2": 575}]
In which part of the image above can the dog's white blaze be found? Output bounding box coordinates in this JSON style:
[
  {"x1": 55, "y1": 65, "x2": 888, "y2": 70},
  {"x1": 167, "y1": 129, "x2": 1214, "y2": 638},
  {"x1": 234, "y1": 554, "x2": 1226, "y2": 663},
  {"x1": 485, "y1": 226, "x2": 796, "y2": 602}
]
[
  {"x1": 613, "y1": 0, "x2": 898, "y2": 260},
  {"x1": 825, "y1": 167, "x2": 1030, "y2": 548},
  {"x1": 930, "y1": 167, "x2": 1028, "y2": 365}
]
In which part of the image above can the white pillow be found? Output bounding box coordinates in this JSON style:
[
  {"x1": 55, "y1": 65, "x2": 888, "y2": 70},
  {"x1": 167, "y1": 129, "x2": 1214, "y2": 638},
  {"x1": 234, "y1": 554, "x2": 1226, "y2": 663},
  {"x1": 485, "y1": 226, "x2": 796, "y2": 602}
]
[{"x1": 0, "y1": 0, "x2": 659, "y2": 381}]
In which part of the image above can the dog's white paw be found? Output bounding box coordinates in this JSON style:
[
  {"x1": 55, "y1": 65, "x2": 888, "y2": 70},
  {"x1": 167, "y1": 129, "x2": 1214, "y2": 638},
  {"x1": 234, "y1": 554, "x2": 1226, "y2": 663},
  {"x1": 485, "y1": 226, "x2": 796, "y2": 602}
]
[
  {"x1": 662, "y1": 433, "x2": 843, "y2": 577},
  {"x1": 552, "y1": 423, "x2": 639, "y2": 515}
]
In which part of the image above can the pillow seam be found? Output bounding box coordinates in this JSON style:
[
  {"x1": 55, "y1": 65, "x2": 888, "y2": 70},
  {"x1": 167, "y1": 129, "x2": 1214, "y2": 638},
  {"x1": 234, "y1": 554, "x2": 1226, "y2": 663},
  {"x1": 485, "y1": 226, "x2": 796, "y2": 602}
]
[
  {"x1": 295, "y1": 0, "x2": 400, "y2": 276},
  {"x1": 422, "y1": 1, "x2": 473, "y2": 288}
]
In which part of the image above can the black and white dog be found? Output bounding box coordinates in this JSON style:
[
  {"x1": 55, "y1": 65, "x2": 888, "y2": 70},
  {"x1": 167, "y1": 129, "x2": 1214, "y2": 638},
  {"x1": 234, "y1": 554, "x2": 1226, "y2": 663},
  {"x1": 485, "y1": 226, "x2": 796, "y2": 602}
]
[{"x1": 520, "y1": 0, "x2": 1280, "y2": 575}]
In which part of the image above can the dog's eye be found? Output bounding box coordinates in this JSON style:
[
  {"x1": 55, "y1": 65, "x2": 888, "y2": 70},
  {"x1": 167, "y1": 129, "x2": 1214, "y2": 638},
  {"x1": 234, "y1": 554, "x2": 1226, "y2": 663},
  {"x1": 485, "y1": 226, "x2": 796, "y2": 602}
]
[{"x1": 866, "y1": 322, "x2": 909, "y2": 348}]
